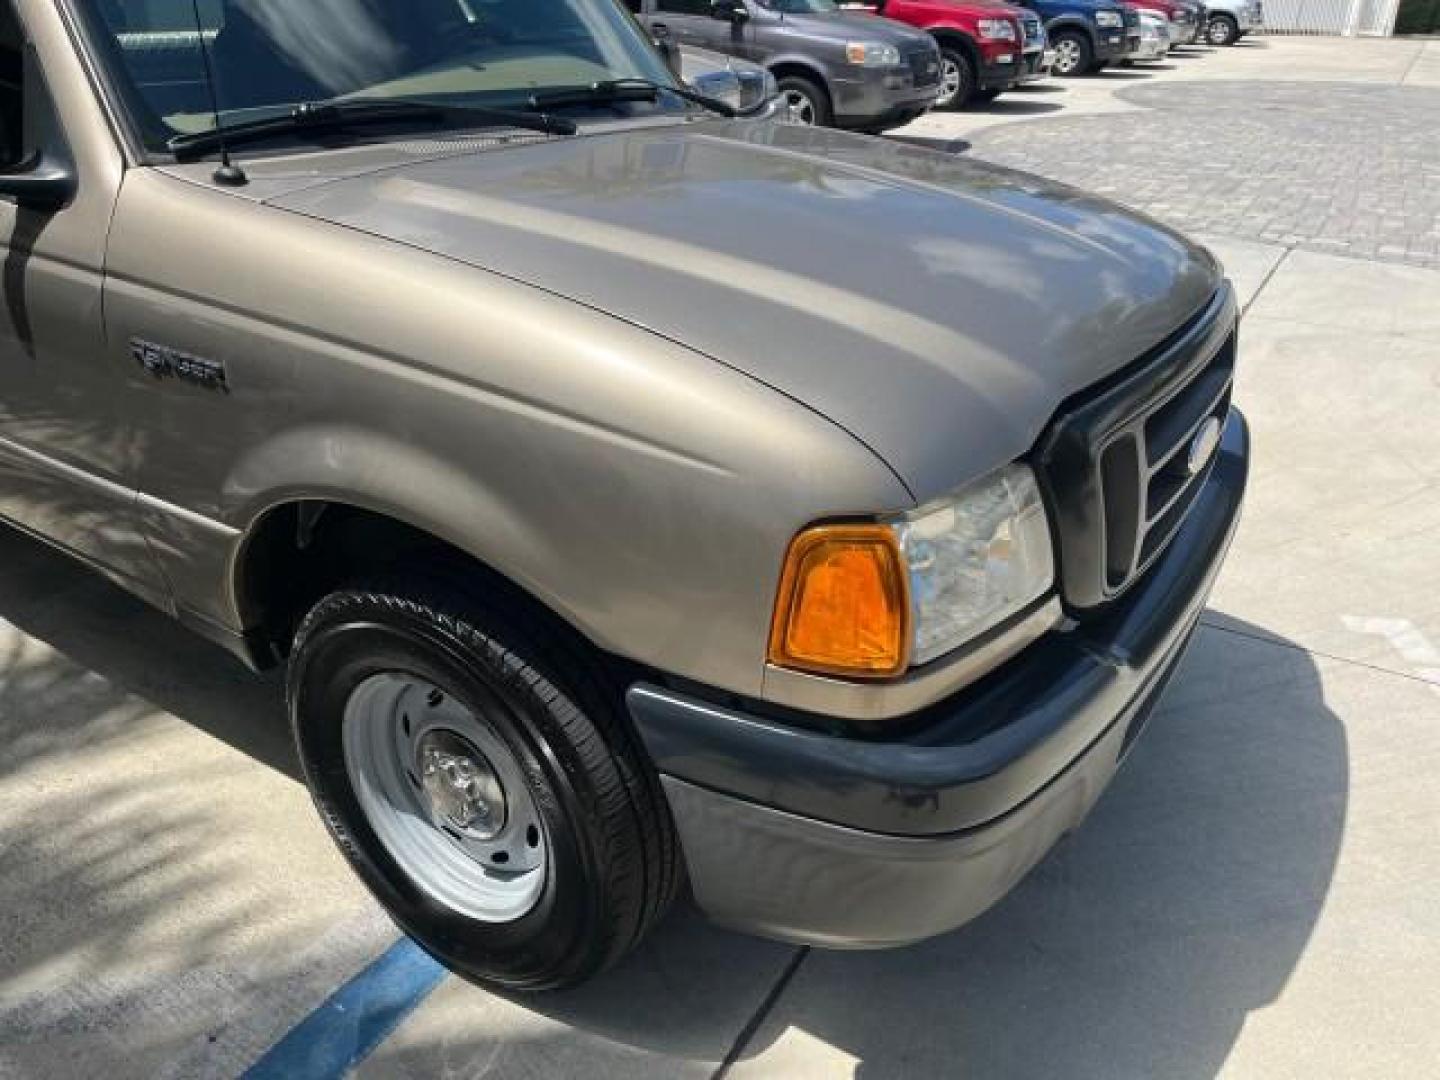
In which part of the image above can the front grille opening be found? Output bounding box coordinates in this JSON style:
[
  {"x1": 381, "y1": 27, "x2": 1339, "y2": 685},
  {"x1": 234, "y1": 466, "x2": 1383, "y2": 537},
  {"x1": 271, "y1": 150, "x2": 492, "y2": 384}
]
[
  {"x1": 1147, "y1": 385, "x2": 1232, "y2": 520},
  {"x1": 1145, "y1": 333, "x2": 1237, "y2": 466},
  {"x1": 1141, "y1": 452, "x2": 1213, "y2": 565},
  {"x1": 1101, "y1": 435, "x2": 1142, "y2": 589}
]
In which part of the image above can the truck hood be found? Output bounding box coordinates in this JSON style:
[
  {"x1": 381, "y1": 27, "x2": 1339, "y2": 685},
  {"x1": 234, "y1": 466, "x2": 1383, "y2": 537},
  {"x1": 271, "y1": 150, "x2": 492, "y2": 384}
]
[
  {"x1": 267, "y1": 122, "x2": 1220, "y2": 500},
  {"x1": 766, "y1": 10, "x2": 935, "y2": 45}
]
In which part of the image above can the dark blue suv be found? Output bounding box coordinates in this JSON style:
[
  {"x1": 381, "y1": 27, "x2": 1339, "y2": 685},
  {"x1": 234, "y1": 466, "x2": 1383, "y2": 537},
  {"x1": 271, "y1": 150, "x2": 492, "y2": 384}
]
[{"x1": 1011, "y1": 0, "x2": 1139, "y2": 75}]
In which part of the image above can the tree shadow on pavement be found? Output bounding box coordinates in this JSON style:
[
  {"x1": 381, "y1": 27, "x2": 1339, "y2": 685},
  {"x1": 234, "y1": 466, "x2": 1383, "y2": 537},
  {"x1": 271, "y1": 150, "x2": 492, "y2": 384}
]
[
  {"x1": 0, "y1": 524, "x2": 295, "y2": 781},
  {"x1": 0, "y1": 525, "x2": 391, "y2": 1080}
]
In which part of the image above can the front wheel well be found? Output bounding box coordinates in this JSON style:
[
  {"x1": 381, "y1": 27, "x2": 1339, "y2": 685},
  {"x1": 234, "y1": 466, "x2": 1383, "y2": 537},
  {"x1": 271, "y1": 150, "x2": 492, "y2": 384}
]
[
  {"x1": 928, "y1": 29, "x2": 980, "y2": 64},
  {"x1": 235, "y1": 501, "x2": 584, "y2": 670},
  {"x1": 1046, "y1": 19, "x2": 1098, "y2": 46},
  {"x1": 767, "y1": 61, "x2": 829, "y2": 96}
]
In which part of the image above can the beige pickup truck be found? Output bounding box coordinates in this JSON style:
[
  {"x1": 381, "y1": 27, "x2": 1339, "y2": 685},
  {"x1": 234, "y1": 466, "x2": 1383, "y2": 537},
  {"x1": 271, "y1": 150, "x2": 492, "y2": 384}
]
[{"x1": 0, "y1": 0, "x2": 1245, "y2": 989}]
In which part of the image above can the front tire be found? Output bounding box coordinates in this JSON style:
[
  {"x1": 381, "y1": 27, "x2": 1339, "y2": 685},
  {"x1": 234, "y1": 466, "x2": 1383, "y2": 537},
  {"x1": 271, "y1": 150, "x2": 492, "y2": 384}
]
[
  {"x1": 776, "y1": 74, "x2": 831, "y2": 126},
  {"x1": 934, "y1": 46, "x2": 977, "y2": 109},
  {"x1": 1051, "y1": 30, "x2": 1093, "y2": 77},
  {"x1": 1206, "y1": 14, "x2": 1240, "y2": 45},
  {"x1": 288, "y1": 578, "x2": 680, "y2": 991}
]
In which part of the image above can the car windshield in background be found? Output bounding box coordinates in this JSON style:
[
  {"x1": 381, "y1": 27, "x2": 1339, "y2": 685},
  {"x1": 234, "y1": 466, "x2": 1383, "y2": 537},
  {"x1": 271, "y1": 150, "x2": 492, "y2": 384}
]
[{"x1": 77, "y1": 0, "x2": 682, "y2": 156}]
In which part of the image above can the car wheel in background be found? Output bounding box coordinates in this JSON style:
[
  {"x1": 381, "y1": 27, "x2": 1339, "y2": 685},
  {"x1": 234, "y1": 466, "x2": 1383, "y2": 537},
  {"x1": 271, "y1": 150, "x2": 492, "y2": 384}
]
[
  {"x1": 776, "y1": 74, "x2": 831, "y2": 126},
  {"x1": 1206, "y1": 14, "x2": 1240, "y2": 44},
  {"x1": 934, "y1": 47, "x2": 977, "y2": 108},
  {"x1": 288, "y1": 577, "x2": 681, "y2": 990},
  {"x1": 1050, "y1": 30, "x2": 1093, "y2": 77}
]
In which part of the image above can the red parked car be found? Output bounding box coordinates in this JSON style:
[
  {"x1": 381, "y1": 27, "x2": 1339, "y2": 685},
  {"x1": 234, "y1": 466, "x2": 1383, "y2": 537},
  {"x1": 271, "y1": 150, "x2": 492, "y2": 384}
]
[
  {"x1": 847, "y1": 0, "x2": 1035, "y2": 109},
  {"x1": 1119, "y1": 0, "x2": 1202, "y2": 44}
]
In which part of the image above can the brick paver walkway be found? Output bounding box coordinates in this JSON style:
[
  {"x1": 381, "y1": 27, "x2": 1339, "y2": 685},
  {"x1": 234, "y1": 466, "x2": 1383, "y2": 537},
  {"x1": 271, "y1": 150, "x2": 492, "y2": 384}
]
[{"x1": 971, "y1": 80, "x2": 1440, "y2": 268}]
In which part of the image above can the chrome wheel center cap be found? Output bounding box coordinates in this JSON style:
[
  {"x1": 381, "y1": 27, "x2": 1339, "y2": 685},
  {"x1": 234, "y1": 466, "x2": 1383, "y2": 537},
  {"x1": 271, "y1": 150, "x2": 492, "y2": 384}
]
[{"x1": 417, "y1": 730, "x2": 507, "y2": 839}]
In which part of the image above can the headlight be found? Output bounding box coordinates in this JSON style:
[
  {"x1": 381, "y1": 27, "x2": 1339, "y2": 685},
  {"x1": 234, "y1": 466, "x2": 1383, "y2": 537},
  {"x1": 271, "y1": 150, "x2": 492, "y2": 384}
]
[
  {"x1": 892, "y1": 465, "x2": 1054, "y2": 665},
  {"x1": 1095, "y1": 10, "x2": 1125, "y2": 27},
  {"x1": 845, "y1": 41, "x2": 902, "y2": 66},
  {"x1": 977, "y1": 18, "x2": 1018, "y2": 40},
  {"x1": 768, "y1": 465, "x2": 1054, "y2": 679}
]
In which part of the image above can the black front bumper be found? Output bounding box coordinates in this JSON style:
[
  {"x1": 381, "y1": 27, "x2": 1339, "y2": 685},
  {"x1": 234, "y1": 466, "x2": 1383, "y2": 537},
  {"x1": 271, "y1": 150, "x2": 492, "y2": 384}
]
[
  {"x1": 978, "y1": 55, "x2": 1026, "y2": 91},
  {"x1": 629, "y1": 409, "x2": 1249, "y2": 946},
  {"x1": 1095, "y1": 29, "x2": 1141, "y2": 61},
  {"x1": 832, "y1": 66, "x2": 938, "y2": 131}
]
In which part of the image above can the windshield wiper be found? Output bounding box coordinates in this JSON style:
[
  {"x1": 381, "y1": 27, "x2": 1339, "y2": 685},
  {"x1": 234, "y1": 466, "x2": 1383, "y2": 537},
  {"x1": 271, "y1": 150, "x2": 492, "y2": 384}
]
[
  {"x1": 526, "y1": 78, "x2": 737, "y2": 118},
  {"x1": 168, "y1": 99, "x2": 576, "y2": 160}
]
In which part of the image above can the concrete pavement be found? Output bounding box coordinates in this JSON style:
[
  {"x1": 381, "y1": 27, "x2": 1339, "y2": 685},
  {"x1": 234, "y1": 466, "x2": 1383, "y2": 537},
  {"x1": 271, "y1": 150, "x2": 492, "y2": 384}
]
[{"x1": 3, "y1": 34, "x2": 1439, "y2": 1080}]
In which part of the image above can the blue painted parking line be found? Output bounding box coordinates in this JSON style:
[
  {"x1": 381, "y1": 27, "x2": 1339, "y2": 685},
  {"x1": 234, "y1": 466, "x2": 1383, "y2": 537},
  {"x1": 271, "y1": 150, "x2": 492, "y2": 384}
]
[{"x1": 243, "y1": 937, "x2": 447, "y2": 1079}]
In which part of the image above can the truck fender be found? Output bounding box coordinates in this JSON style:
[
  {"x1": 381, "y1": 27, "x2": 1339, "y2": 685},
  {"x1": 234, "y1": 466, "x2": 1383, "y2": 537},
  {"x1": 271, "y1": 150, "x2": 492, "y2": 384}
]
[{"x1": 218, "y1": 423, "x2": 567, "y2": 625}]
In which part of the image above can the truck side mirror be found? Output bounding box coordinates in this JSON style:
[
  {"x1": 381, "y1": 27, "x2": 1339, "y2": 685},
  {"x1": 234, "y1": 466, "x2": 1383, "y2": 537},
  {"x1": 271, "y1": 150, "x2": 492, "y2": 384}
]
[
  {"x1": 0, "y1": 45, "x2": 76, "y2": 212},
  {"x1": 0, "y1": 153, "x2": 75, "y2": 212},
  {"x1": 711, "y1": 0, "x2": 751, "y2": 23}
]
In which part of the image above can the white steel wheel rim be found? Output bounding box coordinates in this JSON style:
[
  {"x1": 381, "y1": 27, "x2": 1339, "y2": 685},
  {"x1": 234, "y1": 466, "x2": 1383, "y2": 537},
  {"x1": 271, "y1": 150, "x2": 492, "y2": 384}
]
[
  {"x1": 343, "y1": 672, "x2": 547, "y2": 923},
  {"x1": 782, "y1": 88, "x2": 817, "y2": 124}
]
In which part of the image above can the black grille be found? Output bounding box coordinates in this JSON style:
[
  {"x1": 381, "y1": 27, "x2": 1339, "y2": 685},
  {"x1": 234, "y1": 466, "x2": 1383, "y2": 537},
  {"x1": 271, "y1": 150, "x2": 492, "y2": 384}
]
[
  {"x1": 908, "y1": 49, "x2": 941, "y2": 88},
  {"x1": 1023, "y1": 15, "x2": 1043, "y2": 45},
  {"x1": 1036, "y1": 286, "x2": 1238, "y2": 611}
]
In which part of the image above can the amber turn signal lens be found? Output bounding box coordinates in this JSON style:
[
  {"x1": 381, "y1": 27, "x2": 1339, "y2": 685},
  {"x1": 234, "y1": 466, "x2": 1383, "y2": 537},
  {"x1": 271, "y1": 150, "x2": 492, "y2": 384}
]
[{"x1": 769, "y1": 524, "x2": 911, "y2": 679}]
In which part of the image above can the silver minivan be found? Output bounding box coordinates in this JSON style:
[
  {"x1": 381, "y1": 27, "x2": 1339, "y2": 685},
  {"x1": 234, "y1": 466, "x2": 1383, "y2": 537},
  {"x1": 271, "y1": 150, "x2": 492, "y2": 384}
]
[{"x1": 630, "y1": 0, "x2": 940, "y2": 129}]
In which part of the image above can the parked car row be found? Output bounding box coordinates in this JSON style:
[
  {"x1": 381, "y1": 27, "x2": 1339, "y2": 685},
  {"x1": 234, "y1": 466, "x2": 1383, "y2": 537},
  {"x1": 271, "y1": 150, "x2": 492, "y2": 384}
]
[{"x1": 638, "y1": 0, "x2": 1264, "y2": 131}]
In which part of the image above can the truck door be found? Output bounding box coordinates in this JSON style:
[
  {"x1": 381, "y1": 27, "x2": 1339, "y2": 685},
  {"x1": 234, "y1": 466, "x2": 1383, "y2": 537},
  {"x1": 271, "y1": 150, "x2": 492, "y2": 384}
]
[{"x1": 0, "y1": 0, "x2": 163, "y2": 594}]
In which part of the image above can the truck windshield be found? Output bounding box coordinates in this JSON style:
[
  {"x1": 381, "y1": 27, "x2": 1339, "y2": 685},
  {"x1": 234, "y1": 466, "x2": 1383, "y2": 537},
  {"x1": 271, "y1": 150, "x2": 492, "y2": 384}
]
[{"x1": 74, "y1": 0, "x2": 682, "y2": 156}]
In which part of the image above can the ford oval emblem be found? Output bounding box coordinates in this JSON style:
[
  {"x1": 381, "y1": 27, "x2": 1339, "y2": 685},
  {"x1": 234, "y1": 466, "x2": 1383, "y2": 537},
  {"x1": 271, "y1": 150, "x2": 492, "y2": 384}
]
[{"x1": 1187, "y1": 416, "x2": 1223, "y2": 476}]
